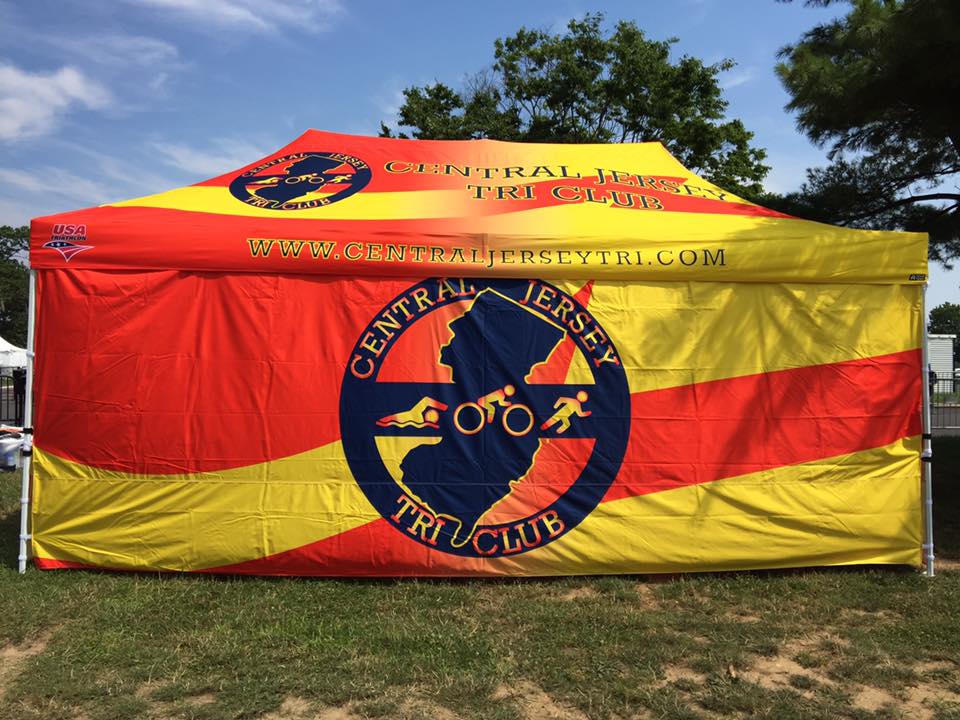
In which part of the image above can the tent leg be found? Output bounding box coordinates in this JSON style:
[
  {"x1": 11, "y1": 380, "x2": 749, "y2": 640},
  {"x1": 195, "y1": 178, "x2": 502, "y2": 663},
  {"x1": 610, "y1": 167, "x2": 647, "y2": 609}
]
[
  {"x1": 18, "y1": 269, "x2": 36, "y2": 575},
  {"x1": 921, "y1": 284, "x2": 935, "y2": 578}
]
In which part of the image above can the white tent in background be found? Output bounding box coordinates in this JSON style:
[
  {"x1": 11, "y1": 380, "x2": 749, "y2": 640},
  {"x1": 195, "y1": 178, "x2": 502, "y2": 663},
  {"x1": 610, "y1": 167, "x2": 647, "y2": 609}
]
[{"x1": 0, "y1": 335, "x2": 27, "y2": 369}]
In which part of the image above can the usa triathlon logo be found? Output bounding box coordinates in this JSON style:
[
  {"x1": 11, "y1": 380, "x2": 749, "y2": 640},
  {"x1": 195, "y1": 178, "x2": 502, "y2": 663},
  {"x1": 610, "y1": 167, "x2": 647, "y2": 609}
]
[
  {"x1": 229, "y1": 152, "x2": 371, "y2": 210},
  {"x1": 340, "y1": 278, "x2": 630, "y2": 558},
  {"x1": 44, "y1": 223, "x2": 93, "y2": 261}
]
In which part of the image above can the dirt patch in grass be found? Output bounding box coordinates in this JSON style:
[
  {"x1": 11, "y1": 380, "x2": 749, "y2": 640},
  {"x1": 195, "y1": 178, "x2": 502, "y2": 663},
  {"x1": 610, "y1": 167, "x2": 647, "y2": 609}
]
[
  {"x1": 853, "y1": 685, "x2": 899, "y2": 713},
  {"x1": 0, "y1": 630, "x2": 52, "y2": 700},
  {"x1": 840, "y1": 608, "x2": 902, "y2": 623},
  {"x1": 915, "y1": 660, "x2": 955, "y2": 674},
  {"x1": 132, "y1": 681, "x2": 218, "y2": 717},
  {"x1": 634, "y1": 583, "x2": 659, "y2": 608},
  {"x1": 726, "y1": 611, "x2": 762, "y2": 623},
  {"x1": 492, "y1": 680, "x2": 588, "y2": 720},
  {"x1": 559, "y1": 586, "x2": 599, "y2": 601},
  {"x1": 134, "y1": 680, "x2": 163, "y2": 700},
  {"x1": 397, "y1": 698, "x2": 462, "y2": 719},
  {"x1": 258, "y1": 696, "x2": 359, "y2": 720},
  {"x1": 661, "y1": 664, "x2": 708, "y2": 686},
  {"x1": 848, "y1": 683, "x2": 960, "y2": 718},
  {"x1": 743, "y1": 653, "x2": 833, "y2": 694},
  {"x1": 741, "y1": 632, "x2": 845, "y2": 695}
]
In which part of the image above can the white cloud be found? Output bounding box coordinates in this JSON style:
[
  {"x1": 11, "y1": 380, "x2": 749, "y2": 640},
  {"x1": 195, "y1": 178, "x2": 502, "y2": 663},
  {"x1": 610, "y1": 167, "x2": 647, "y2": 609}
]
[
  {"x1": 123, "y1": 0, "x2": 344, "y2": 33},
  {"x1": 0, "y1": 140, "x2": 193, "y2": 226},
  {"x1": 0, "y1": 166, "x2": 113, "y2": 207},
  {"x1": 720, "y1": 67, "x2": 755, "y2": 91},
  {"x1": 152, "y1": 137, "x2": 273, "y2": 178},
  {"x1": 0, "y1": 62, "x2": 112, "y2": 141},
  {"x1": 56, "y1": 141, "x2": 179, "y2": 195},
  {"x1": 73, "y1": 35, "x2": 180, "y2": 67},
  {"x1": 149, "y1": 72, "x2": 170, "y2": 91}
]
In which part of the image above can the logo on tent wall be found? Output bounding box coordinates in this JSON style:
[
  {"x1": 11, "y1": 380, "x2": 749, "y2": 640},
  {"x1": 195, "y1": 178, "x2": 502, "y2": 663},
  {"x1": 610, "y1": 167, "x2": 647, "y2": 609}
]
[
  {"x1": 44, "y1": 224, "x2": 93, "y2": 261},
  {"x1": 228, "y1": 152, "x2": 371, "y2": 210},
  {"x1": 340, "y1": 278, "x2": 630, "y2": 558}
]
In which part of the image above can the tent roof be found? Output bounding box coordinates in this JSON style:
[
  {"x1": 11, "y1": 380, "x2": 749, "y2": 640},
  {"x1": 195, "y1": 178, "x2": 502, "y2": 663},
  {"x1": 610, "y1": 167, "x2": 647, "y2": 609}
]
[
  {"x1": 29, "y1": 129, "x2": 926, "y2": 284},
  {"x1": 0, "y1": 334, "x2": 27, "y2": 367}
]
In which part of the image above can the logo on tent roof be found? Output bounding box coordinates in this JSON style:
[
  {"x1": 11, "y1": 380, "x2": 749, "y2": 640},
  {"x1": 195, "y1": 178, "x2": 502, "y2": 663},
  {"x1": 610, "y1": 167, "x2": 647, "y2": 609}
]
[
  {"x1": 228, "y1": 151, "x2": 371, "y2": 211},
  {"x1": 340, "y1": 278, "x2": 630, "y2": 559}
]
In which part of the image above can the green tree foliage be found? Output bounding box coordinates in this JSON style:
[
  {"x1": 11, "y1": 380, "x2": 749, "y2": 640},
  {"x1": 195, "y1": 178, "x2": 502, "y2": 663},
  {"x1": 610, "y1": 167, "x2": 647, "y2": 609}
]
[
  {"x1": 0, "y1": 225, "x2": 29, "y2": 348},
  {"x1": 773, "y1": 0, "x2": 960, "y2": 265},
  {"x1": 380, "y1": 14, "x2": 770, "y2": 198},
  {"x1": 929, "y1": 302, "x2": 960, "y2": 335}
]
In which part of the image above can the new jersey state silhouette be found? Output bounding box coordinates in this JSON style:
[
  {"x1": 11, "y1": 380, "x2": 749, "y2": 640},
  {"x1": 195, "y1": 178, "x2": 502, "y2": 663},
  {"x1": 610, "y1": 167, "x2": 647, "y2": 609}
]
[
  {"x1": 398, "y1": 290, "x2": 565, "y2": 546},
  {"x1": 248, "y1": 155, "x2": 353, "y2": 205}
]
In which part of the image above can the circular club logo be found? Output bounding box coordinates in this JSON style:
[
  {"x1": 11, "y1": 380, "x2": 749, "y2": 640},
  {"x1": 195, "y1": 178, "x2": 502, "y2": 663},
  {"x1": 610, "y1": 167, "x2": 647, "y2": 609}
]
[
  {"x1": 340, "y1": 278, "x2": 630, "y2": 558},
  {"x1": 229, "y1": 151, "x2": 371, "y2": 210}
]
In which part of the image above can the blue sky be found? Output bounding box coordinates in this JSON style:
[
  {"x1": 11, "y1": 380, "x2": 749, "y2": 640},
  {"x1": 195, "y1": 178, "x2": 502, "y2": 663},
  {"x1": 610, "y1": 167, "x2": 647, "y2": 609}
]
[{"x1": 2, "y1": 0, "x2": 956, "y2": 309}]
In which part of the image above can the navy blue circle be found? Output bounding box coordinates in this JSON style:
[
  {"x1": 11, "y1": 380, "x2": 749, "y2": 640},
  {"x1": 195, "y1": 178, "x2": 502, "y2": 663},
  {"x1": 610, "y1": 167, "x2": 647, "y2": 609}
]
[
  {"x1": 340, "y1": 278, "x2": 630, "y2": 558},
  {"x1": 229, "y1": 151, "x2": 371, "y2": 210}
]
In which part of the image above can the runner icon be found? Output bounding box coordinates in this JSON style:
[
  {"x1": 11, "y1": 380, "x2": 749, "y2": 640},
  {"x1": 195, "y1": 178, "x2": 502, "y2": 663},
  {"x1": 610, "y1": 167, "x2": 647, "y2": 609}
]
[{"x1": 540, "y1": 391, "x2": 591, "y2": 434}]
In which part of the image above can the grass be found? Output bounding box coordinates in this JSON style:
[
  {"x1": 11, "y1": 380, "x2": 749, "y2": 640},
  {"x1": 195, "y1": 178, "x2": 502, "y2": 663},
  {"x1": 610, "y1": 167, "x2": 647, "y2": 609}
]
[{"x1": 0, "y1": 442, "x2": 959, "y2": 719}]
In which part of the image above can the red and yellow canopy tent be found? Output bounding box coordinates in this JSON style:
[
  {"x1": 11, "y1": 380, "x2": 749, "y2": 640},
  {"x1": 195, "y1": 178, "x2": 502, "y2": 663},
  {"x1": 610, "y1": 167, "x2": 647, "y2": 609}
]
[{"x1": 20, "y1": 130, "x2": 933, "y2": 576}]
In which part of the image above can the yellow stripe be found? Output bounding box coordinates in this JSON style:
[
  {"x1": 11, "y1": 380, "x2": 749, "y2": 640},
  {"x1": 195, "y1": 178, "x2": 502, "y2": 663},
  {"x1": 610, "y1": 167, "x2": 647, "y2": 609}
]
[
  {"x1": 105, "y1": 186, "x2": 926, "y2": 284},
  {"x1": 481, "y1": 211, "x2": 927, "y2": 284},
  {"x1": 109, "y1": 186, "x2": 475, "y2": 220},
  {"x1": 31, "y1": 442, "x2": 378, "y2": 572},
  {"x1": 498, "y1": 436, "x2": 922, "y2": 575},
  {"x1": 578, "y1": 281, "x2": 921, "y2": 394},
  {"x1": 33, "y1": 437, "x2": 921, "y2": 574}
]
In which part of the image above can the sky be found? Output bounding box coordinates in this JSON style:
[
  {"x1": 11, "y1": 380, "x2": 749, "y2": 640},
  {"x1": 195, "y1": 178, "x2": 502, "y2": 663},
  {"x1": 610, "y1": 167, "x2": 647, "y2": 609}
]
[{"x1": 1, "y1": 0, "x2": 956, "y2": 311}]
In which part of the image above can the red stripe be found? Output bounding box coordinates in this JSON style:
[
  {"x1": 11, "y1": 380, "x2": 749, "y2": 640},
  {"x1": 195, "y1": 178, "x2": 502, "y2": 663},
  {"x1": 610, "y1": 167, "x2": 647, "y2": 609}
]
[
  {"x1": 606, "y1": 349, "x2": 922, "y2": 502},
  {"x1": 33, "y1": 270, "x2": 415, "y2": 474},
  {"x1": 34, "y1": 557, "x2": 105, "y2": 571}
]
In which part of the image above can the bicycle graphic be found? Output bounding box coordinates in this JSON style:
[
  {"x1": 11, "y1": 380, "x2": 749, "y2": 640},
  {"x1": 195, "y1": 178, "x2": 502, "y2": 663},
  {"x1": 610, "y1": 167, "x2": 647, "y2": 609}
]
[{"x1": 377, "y1": 383, "x2": 588, "y2": 439}]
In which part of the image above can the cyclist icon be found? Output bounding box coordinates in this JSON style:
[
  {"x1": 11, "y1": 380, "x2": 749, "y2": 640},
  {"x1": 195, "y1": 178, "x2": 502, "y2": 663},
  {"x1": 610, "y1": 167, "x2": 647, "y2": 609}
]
[
  {"x1": 479, "y1": 384, "x2": 515, "y2": 423},
  {"x1": 451, "y1": 385, "x2": 535, "y2": 437}
]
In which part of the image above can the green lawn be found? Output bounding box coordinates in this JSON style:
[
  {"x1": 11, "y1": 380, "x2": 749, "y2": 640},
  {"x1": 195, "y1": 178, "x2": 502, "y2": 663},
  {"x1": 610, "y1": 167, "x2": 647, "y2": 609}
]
[{"x1": 1, "y1": 442, "x2": 959, "y2": 720}]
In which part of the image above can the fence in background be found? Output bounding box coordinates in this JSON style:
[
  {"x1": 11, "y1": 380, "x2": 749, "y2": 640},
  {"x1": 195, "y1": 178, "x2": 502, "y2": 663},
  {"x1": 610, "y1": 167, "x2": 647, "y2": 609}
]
[
  {"x1": 0, "y1": 372, "x2": 25, "y2": 426},
  {"x1": 932, "y1": 376, "x2": 959, "y2": 429}
]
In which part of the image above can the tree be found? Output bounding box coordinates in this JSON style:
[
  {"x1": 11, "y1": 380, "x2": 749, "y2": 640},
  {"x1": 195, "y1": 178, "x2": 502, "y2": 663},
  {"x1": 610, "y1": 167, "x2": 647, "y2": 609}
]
[
  {"x1": 380, "y1": 14, "x2": 770, "y2": 199},
  {"x1": 929, "y1": 302, "x2": 960, "y2": 335},
  {"x1": 773, "y1": 0, "x2": 960, "y2": 265},
  {"x1": 0, "y1": 225, "x2": 29, "y2": 348}
]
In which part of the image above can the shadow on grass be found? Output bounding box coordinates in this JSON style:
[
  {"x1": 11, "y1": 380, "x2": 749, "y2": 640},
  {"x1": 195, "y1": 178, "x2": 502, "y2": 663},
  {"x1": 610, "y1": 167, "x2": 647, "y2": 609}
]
[
  {"x1": 933, "y1": 436, "x2": 960, "y2": 561},
  {"x1": 0, "y1": 506, "x2": 20, "y2": 571},
  {"x1": 0, "y1": 469, "x2": 21, "y2": 571}
]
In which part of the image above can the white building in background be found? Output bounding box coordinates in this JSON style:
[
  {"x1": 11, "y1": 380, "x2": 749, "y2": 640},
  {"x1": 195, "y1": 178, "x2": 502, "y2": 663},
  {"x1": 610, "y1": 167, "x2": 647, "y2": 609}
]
[
  {"x1": 0, "y1": 335, "x2": 28, "y2": 371},
  {"x1": 929, "y1": 334, "x2": 956, "y2": 389}
]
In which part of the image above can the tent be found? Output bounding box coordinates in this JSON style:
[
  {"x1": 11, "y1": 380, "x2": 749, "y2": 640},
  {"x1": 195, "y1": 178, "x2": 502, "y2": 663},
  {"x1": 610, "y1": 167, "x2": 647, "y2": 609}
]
[
  {"x1": 0, "y1": 335, "x2": 27, "y2": 369},
  {"x1": 21, "y1": 130, "x2": 933, "y2": 576}
]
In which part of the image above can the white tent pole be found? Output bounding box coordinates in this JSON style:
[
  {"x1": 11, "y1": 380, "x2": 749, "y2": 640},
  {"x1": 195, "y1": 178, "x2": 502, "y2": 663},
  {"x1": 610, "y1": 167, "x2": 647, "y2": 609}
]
[
  {"x1": 920, "y1": 284, "x2": 935, "y2": 578},
  {"x1": 17, "y1": 269, "x2": 36, "y2": 575}
]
